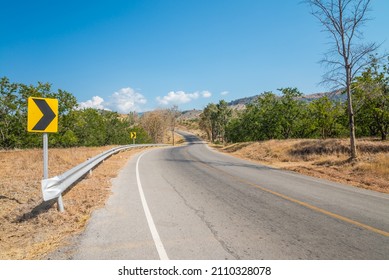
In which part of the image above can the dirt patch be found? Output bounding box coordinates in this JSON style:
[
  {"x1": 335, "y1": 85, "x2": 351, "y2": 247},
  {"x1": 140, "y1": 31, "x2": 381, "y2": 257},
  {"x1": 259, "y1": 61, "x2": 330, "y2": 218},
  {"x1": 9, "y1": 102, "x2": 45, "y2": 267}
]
[
  {"x1": 0, "y1": 146, "x2": 151, "y2": 260},
  {"x1": 216, "y1": 138, "x2": 389, "y2": 194}
]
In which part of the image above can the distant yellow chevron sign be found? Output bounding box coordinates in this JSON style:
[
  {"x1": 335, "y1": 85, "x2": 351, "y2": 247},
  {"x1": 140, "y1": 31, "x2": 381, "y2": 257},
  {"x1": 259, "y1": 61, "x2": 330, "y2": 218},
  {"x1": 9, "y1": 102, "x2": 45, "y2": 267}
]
[
  {"x1": 130, "y1": 132, "x2": 137, "y2": 139},
  {"x1": 27, "y1": 97, "x2": 58, "y2": 133}
]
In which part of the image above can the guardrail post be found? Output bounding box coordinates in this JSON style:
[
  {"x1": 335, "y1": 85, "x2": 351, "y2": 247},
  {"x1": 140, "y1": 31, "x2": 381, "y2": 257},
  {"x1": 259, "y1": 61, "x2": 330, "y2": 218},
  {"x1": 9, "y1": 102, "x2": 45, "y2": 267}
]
[{"x1": 57, "y1": 195, "x2": 64, "y2": 212}]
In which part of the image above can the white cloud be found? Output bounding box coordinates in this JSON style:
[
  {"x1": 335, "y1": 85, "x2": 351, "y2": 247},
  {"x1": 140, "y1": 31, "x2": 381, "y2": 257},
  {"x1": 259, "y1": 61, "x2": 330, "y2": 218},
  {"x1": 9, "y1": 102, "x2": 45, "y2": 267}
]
[
  {"x1": 78, "y1": 87, "x2": 147, "y2": 113},
  {"x1": 220, "y1": 91, "x2": 229, "y2": 96},
  {"x1": 107, "y1": 87, "x2": 147, "y2": 113},
  {"x1": 156, "y1": 90, "x2": 212, "y2": 106},
  {"x1": 156, "y1": 91, "x2": 199, "y2": 105},
  {"x1": 78, "y1": 96, "x2": 106, "y2": 110},
  {"x1": 201, "y1": 90, "x2": 212, "y2": 98}
]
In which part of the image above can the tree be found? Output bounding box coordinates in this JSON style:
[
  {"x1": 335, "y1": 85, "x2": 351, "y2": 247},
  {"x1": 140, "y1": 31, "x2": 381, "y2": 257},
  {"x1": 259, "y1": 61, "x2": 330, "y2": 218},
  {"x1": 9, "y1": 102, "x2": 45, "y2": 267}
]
[
  {"x1": 306, "y1": 0, "x2": 380, "y2": 159},
  {"x1": 73, "y1": 108, "x2": 107, "y2": 146},
  {"x1": 353, "y1": 56, "x2": 389, "y2": 140},
  {"x1": 141, "y1": 110, "x2": 168, "y2": 143},
  {"x1": 215, "y1": 100, "x2": 232, "y2": 143},
  {"x1": 308, "y1": 96, "x2": 345, "y2": 138},
  {"x1": 278, "y1": 88, "x2": 305, "y2": 139},
  {"x1": 0, "y1": 77, "x2": 21, "y2": 148},
  {"x1": 239, "y1": 102, "x2": 263, "y2": 141},
  {"x1": 199, "y1": 101, "x2": 231, "y2": 143},
  {"x1": 0, "y1": 77, "x2": 154, "y2": 148},
  {"x1": 257, "y1": 92, "x2": 282, "y2": 139},
  {"x1": 240, "y1": 92, "x2": 282, "y2": 141},
  {"x1": 167, "y1": 105, "x2": 180, "y2": 145},
  {"x1": 225, "y1": 112, "x2": 246, "y2": 142},
  {"x1": 199, "y1": 103, "x2": 218, "y2": 142},
  {"x1": 49, "y1": 89, "x2": 79, "y2": 147}
]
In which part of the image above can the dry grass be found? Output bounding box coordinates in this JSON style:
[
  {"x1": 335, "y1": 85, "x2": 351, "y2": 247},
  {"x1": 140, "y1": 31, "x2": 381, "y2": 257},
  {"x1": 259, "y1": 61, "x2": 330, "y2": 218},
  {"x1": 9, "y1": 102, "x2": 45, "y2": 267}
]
[
  {"x1": 2, "y1": 135, "x2": 386, "y2": 259},
  {"x1": 0, "y1": 146, "x2": 151, "y2": 260},
  {"x1": 217, "y1": 138, "x2": 389, "y2": 194}
]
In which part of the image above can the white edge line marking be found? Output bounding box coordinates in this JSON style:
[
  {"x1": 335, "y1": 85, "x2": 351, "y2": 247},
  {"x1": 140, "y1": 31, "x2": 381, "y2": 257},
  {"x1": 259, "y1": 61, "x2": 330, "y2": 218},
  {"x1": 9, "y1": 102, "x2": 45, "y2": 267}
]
[{"x1": 136, "y1": 151, "x2": 169, "y2": 260}]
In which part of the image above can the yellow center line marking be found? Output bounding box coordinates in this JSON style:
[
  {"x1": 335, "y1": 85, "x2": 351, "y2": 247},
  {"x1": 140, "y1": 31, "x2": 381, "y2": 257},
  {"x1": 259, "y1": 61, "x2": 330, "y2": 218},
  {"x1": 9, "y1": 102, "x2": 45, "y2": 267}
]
[{"x1": 184, "y1": 149, "x2": 389, "y2": 238}]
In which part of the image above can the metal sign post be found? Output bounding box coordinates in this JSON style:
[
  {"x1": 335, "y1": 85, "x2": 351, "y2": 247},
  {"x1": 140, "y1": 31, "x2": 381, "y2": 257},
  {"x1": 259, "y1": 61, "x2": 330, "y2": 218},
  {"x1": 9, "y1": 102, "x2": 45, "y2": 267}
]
[
  {"x1": 43, "y1": 133, "x2": 49, "y2": 179},
  {"x1": 42, "y1": 133, "x2": 64, "y2": 212},
  {"x1": 28, "y1": 97, "x2": 62, "y2": 211}
]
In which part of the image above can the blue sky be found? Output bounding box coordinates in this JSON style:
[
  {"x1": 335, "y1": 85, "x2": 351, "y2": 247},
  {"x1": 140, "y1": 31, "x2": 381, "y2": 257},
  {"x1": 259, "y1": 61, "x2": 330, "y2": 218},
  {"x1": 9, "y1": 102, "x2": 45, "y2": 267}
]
[{"x1": 1, "y1": 0, "x2": 388, "y2": 113}]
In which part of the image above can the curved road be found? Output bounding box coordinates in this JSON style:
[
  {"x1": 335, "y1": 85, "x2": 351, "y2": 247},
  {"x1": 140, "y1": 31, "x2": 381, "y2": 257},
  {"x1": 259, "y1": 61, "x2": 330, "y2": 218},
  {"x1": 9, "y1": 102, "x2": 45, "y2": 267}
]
[{"x1": 57, "y1": 132, "x2": 389, "y2": 260}]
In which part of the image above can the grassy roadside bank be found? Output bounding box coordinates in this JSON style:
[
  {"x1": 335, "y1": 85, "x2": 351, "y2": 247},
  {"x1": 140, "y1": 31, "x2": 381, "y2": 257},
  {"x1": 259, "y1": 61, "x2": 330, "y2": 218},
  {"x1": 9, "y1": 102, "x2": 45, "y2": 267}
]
[
  {"x1": 212, "y1": 138, "x2": 389, "y2": 194},
  {"x1": 0, "y1": 146, "x2": 152, "y2": 259},
  {"x1": 0, "y1": 131, "x2": 184, "y2": 260}
]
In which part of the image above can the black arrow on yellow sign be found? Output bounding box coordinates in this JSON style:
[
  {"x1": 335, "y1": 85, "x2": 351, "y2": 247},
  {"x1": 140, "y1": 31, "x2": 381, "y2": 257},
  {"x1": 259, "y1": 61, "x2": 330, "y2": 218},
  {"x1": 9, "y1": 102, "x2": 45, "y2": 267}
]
[
  {"x1": 32, "y1": 99, "x2": 57, "y2": 130},
  {"x1": 28, "y1": 97, "x2": 58, "y2": 133}
]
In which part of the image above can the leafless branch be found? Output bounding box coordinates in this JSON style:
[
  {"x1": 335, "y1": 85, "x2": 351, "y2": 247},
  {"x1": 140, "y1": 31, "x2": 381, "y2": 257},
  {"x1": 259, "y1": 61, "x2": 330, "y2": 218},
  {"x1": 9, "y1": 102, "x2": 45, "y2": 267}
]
[{"x1": 305, "y1": 0, "x2": 379, "y2": 159}]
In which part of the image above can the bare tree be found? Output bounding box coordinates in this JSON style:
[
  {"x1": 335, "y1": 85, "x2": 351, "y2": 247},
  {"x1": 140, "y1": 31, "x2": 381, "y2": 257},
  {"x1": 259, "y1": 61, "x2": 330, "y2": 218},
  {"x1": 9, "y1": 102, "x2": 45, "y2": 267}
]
[
  {"x1": 306, "y1": 0, "x2": 379, "y2": 160},
  {"x1": 141, "y1": 110, "x2": 167, "y2": 143},
  {"x1": 167, "y1": 105, "x2": 180, "y2": 146}
]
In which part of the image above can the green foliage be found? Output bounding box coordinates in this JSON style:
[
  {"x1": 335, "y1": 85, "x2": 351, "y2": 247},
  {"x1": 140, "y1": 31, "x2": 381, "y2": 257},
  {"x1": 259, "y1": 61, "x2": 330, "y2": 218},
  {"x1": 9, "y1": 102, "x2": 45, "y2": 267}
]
[
  {"x1": 0, "y1": 77, "x2": 22, "y2": 148},
  {"x1": 4, "y1": 63, "x2": 389, "y2": 149},
  {"x1": 255, "y1": 92, "x2": 282, "y2": 139},
  {"x1": 212, "y1": 70, "x2": 389, "y2": 144},
  {"x1": 277, "y1": 88, "x2": 305, "y2": 139},
  {"x1": 0, "y1": 77, "x2": 151, "y2": 149},
  {"x1": 199, "y1": 100, "x2": 231, "y2": 143},
  {"x1": 353, "y1": 56, "x2": 389, "y2": 140},
  {"x1": 236, "y1": 92, "x2": 282, "y2": 141},
  {"x1": 225, "y1": 114, "x2": 246, "y2": 142},
  {"x1": 307, "y1": 96, "x2": 345, "y2": 138},
  {"x1": 129, "y1": 125, "x2": 152, "y2": 144},
  {"x1": 199, "y1": 103, "x2": 217, "y2": 141},
  {"x1": 212, "y1": 88, "x2": 350, "y2": 144}
]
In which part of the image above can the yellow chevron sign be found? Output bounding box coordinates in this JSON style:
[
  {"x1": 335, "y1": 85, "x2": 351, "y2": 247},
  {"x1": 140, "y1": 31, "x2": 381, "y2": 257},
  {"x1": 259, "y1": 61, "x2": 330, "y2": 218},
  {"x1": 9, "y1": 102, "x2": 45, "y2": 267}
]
[
  {"x1": 27, "y1": 97, "x2": 58, "y2": 133},
  {"x1": 130, "y1": 132, "x2": 137, "y2": 139}
]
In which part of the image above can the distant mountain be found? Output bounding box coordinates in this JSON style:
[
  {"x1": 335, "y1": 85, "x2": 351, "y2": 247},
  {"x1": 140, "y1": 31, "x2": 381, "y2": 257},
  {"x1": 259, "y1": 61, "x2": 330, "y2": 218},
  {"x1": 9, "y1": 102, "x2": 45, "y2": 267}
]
[
  {"x1": 179, "y1": 109, "x2": 202, "y2": 120},
  {"x1": 178, "y1": 89, "x2": 347, "y2": 120},
  {"x1": 228, "y1": 95, "x2": 260, "y2": 106},
  {"x1": 301, "y1": 89, "x2": 346, "y2": 102},
  {"x1": 227, "y1": 89, "x2": 346, "y2": 106}
]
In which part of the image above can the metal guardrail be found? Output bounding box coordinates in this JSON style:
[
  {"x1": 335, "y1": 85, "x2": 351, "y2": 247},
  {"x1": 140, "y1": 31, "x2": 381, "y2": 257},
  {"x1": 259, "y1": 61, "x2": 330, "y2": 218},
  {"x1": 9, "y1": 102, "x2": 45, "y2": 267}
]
[{"x1": 41, "y1": 144, "x2": 167, "y2": 211}]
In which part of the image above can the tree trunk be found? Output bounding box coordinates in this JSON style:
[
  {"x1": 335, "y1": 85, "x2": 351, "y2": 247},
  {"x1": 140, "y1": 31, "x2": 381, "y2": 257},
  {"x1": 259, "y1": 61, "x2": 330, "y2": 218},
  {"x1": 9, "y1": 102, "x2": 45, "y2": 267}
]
[
  {"x1": 346, "y1": 66, "x2": 358, "y2": 159},
  {"x1": 381, "y1": 129, "x2": 387, "y2": 141}
]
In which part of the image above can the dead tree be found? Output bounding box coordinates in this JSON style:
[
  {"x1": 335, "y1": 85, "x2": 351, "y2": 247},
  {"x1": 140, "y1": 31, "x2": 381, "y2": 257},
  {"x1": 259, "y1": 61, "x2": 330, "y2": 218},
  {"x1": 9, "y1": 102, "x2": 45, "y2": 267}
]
[{"x1": 306, "y1": 0, "x2": 379, "y2": 160}]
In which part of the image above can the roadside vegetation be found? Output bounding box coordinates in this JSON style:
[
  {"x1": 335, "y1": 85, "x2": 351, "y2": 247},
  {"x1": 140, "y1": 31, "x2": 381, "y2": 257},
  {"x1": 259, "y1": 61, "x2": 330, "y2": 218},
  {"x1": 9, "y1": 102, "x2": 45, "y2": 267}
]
[
  {"x1": 0, "y1": 77, "x2": 183, "y2": 259},
  {"x1": 198, "y1": 57, "x2": 389, "y2": 145},
  {"x1": 213, "y1": 139, "x2": 389, "y2": 194},
  {"x1": 0, "y1": 78, "x2": 182, "y2": 149},
  {"x1": 187, "y1": 57, "x2": 389, "y2": 194}
]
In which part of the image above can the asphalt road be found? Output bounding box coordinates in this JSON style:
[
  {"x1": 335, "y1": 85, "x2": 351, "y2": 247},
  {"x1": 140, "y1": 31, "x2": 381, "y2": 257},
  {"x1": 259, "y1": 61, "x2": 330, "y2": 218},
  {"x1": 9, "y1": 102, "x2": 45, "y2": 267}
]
[{"x1": 57, "y1": 131, "x2": 389, "y2": 260}]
